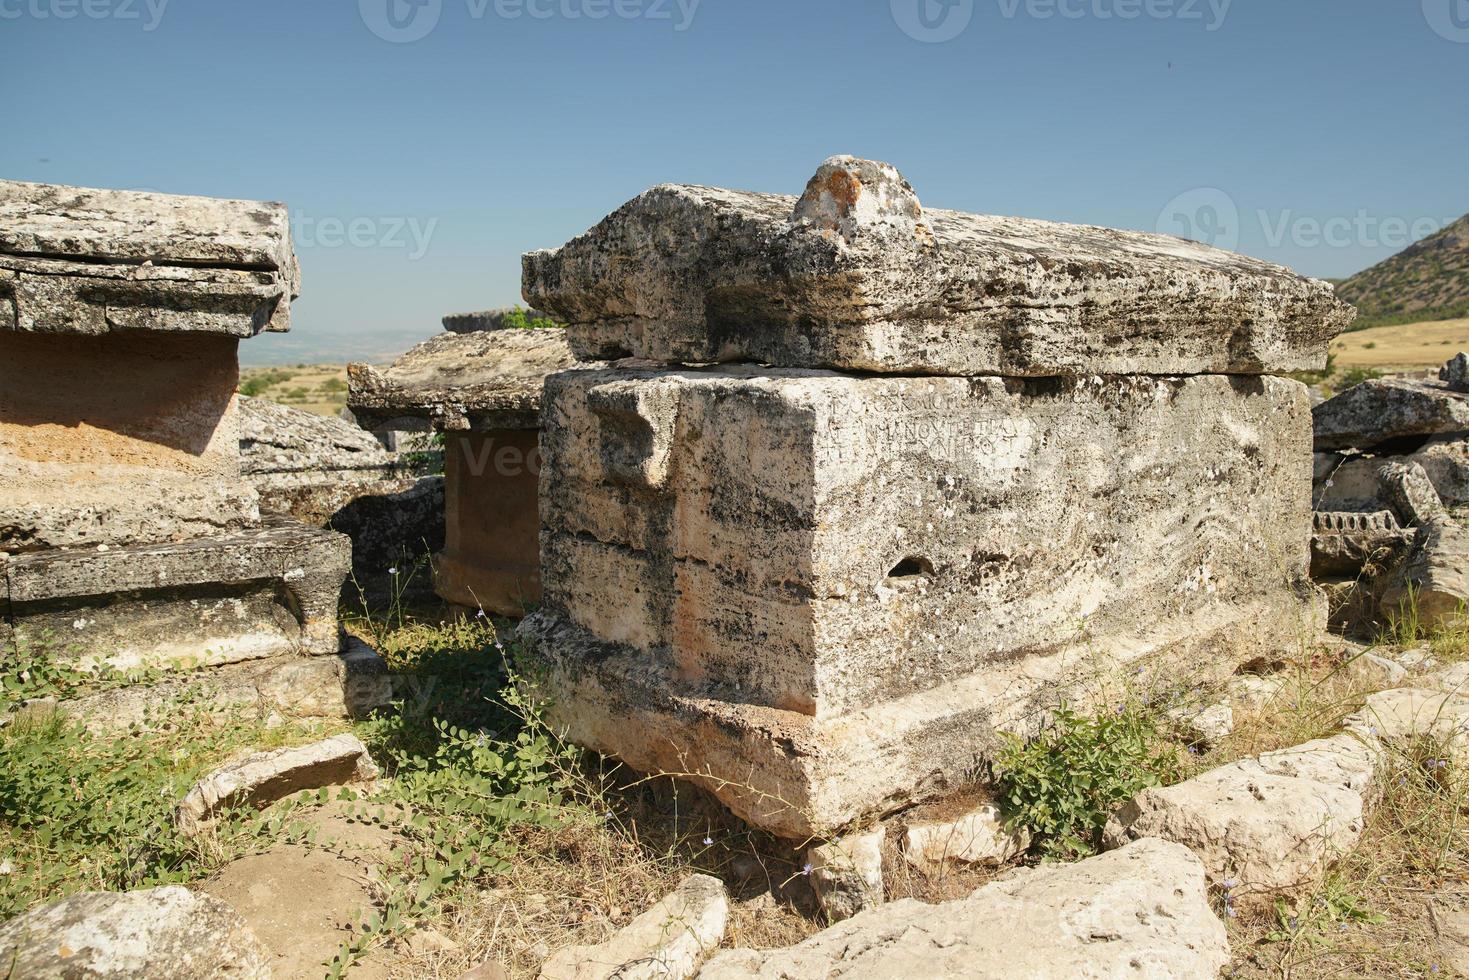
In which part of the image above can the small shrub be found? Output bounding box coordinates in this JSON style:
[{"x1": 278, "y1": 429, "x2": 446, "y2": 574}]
[
  {"x1": 500, "y1": 306, "x2": 562, "y2": 330},
  {"x1": 995, "y1": 703, "x2": 1180, "y2": 860}
]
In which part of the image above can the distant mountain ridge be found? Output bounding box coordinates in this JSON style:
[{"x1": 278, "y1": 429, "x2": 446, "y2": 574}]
[{"x1": 1336, "y1": 213, "x2": 1469, "y2": 330}]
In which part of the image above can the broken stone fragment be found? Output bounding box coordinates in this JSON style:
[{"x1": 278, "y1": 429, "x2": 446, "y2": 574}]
[
  {"x1": 1313, "y1": 377, "x2": 1469, "y2": 452},
  {"x1": 1166, "y1": 700, "x2": 1235, "y2": 746},
  {"x1": 523, "y1": 157, "x2": 1349, "y2": 375},
  {"x1": 1380, "y1": 516, "x2": 1469, "y2": 631},
  {"x1": 1310, "y1": 510, "x2": 1412, "y2": 579},
  {"x1": 176, "y1": 733, "x2": 380, "y2": 835},
  {"x1": 901, "y1": 802, "x2": 1029, "y2": 870},
  {"x1": 1344, "y1": 687, "x2": 1469, "y2": 761},
  {"x1": 1377, "y1": 460, "x2": 1447, "y2": 526},
  {"x1": 1102, "y1": 754, "x2": 1368, "y2": 899},
  {"x1": 807, "y1": 826, "x2": 886, "y2": 922},
  {"x1": 536, "y1": 874, "x2": 728, "y2": 980},
  {"x1": 0, "y1": 179, "x2": 298, "y2": 336},
  {"x1": 240, "y1": 395, "x2": 395, "y2": 487},
  {"x1": 0, "y1": 886, "x2": 271, "y2": 979},
  {"x1": 698, "y1": 838, "x2": 1229, "y2": 979},
  {"x1": 1441, "y1": 352, "x2": 1469, "y2": 392}
]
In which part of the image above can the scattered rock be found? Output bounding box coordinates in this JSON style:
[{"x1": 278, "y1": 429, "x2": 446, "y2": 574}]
[
  {"x1": 537, "y1": 874, "x2": 728, "y2": 980},
  {"x1": 460, "y1": 959, "x2": 511, "y2": 980},
  {"x1": 1344, "y1": 687, "x2": 1469, "y2": 759},
  {"x1": 1381, "y1": 517, "x2": 1469, "y2": 630},
  {"x1": 1313, "y1": 377, "x2": 1469, "y2": 452},
  {"x1": 902, "y1": 803, "x2": 1029, "y2": 871},
  {"x1": 1167, "y1": 700, "x2": 1235, "y2": 746},
  {"x1": 807, "y1": 826, "x2": 886, "y2": 922},
  {"x1": 1227, "y1": 674, "x2": 1288, "y2": 712},
  {"x1": 1310, "y1": 510, "x2": 1411, "y2": 578},
  {"x1": 176, "y1": 733, "x2": 379, "y2": 834},
  {"x1": 1103, "y1": 757, "x2": 1366, "y2": 899},
  {"x1": 1377, "y1": 460, "x2": 1447, "y2": 526},
  {"x1": 1422, "y1": 661, "x2": 1469, "y2": 694},
  {"x1": 1396, "y1": 645, "x2": 1438, "y2": 671},
  {"x1": 0, "y1": 886, "x2": 271, "y2": 979},
  {"x1": 1342, "y1": 650, "x2": 1409, "y2": 688},
  {"x1": 1440, "y1": 352, "x2": 1469, "y2": 392},
  {"x1": 698, "y1": 838, "x2": 1229, "y2": 979},
  {"x1": 1429, "y1": 890, "x2": 1469, "y2": 976},
  {"x1": 405, "y1": 927, "x2": 461, "y2": 955}
]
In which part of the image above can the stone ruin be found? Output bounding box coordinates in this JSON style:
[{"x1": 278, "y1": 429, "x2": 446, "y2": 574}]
[
  {"x1": 238, "y1": 395, "x2": 445, "y2": 599},
  {"x1": 347, "y1": 313, "x2": 597, "y2": 616},
  {"x1": 0, "y1": 180, "x2": 386, "y2": 723},
  {"x1": 1312, "y1": 359, "x2": 1469, "y2": 630},
  {"x1": 517, "y1": 155, "x2": 1354, "y2": 839}
]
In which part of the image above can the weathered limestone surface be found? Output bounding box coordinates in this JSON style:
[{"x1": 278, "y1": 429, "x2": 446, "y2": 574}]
[
  {"x1": 177, "y1": 733, "x2": 380, "y2": 834},
  {"x1": 8, "y1": 639, "x2": 394, "y2": 732},
  {"x1": 1309, "y1": 511, "x2": 1411, "y2": 578},
  {"x1": 1313, "y1": 377, "x2": 1469, "y2": 452},
  {"x1": 0, "y1": 180, "x2": 298, "y2": 337},
  {"x1": 239, "y1": 396, "x2": 444, "y2": 584},
  {"x1": 348, "y1": 327, "x2": 593, "y2": 431},
  {"x1": 902, "y1": 802, "x2": 1028, "y2": 870},
  {"x1": 538, "y1": 874, "x2": 727, "y2": 980},
  {"x1": 807, "y1": 826, "x2": 886, "y2": 922},
  {"x1": 699, "y1": 838, "x2": 1229, "y2": 979},
  {"x1": 540, "y1": 367, "x2": 1311, "y2": 719},
  {"x1": 524, "y1": 156, "x2": 1351, "y2": 376},
  {"x1": 1380, "y1": 517, "x2": 1469, "y2": 629},
  {"x1": 527, "y1": 366, "x2": 1315, "y2": 835},
  {"x1": 3, "y1": 516, "x2": 350, "y2": 672},
  {"x1": 0, "y1": 886, "x2": 271, "y2": 979},
  {"x1": 1, "y1": 331, "x2": 260, "y2": 551}
]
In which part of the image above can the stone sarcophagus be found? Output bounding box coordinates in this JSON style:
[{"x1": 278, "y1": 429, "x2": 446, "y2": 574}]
[
  {"x1": 520, "y1": 157, "x2": 1351, "y2": 839},
  {"x1": 348, "y1": 317, "x2": 598, "y2": 616},
  {"x1": 0, "y1": 181, "x2": 375, "y2": 721}
]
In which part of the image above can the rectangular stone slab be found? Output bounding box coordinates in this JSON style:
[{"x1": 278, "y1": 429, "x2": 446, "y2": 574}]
[
  {"x1": 347, "y1": 327, "x2": 596, "y2": 431},
  {"x1": 523, "y1": 184, "x2": 1352, "y2": 375},
  {"x1": 0, "y1": 180, "x2": 299, "y2": 336},
  {"x1": 538, "y1": 367, "x2": 1314, "y2": 721},
  {"x1": 3, "y1": 517, "x2": 350, "y2": 672}
]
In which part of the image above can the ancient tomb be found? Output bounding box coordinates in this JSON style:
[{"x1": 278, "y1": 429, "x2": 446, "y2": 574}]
[
  {"x1": 519, "y1": 156, "x2": 1354, "y2": 838},
  {"x1": 0, "y1": 180, "x2": 373, "y2": 718},
  {"x1": 348, "y1": 314, "x2": 594, "y2": 616}
]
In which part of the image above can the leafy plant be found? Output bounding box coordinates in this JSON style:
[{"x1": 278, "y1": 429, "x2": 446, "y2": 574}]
[
  {"x1": 500, "y1": 306, "x2": 562, "y2": 331},
  {"x1": 2, "y1": 636, "x2": 161, "y2": 706},
  {"x1": 995, "y1": 702, "x2": 1180, "y2": 859}
]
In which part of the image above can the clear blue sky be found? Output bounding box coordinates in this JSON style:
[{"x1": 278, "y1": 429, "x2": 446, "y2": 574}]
[{"x1": 3, "y1": 0, "x2": 1465, "y2": 364}]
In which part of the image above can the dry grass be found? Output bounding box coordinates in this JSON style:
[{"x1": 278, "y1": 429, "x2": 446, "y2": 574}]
[
  {"x1": 239, "y1": 363, "x2": 349, "y2": 416},
  {"x1": 1331, "y1": 317, "x2": 1469, "y2": 373}
]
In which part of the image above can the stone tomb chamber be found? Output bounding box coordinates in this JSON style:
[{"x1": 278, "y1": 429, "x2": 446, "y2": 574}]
[
  {"x1": 517, "y1": 156, "x2": 1355, "y2": 838},
  {"x1": 0, "y1": 180, "x2": 384, "y2": 722}
]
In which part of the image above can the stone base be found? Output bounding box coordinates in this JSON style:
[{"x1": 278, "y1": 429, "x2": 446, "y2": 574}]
[
  {"x1": 2, "y1": 516, "x2": 350, "y2": 672},
  {"x1": 521, "y1": 588, "x2": 1316, "y2": 840},
  {"x1": 8, "y1": 639, "x2": 393, "y2": 732}
]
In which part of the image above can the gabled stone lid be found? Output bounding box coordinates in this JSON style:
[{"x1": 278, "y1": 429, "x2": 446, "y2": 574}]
[
  {"x1": 523, "y1": 156, "x2": 1354, "y2": 376},
  {"x1": 0, "y1": 180, "x2": 299, "y2": 337},
  {"x1": 347, "y1": 326, "x2": 599, "y2": 431}
]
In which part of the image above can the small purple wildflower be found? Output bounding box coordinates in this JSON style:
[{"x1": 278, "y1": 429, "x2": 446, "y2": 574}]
[
  {"x1": 703, "y1": 836, "x2": 713, "y2": 846},
  {"x1": 801, "y1": 862, "x2": 814, "y2": 876}
]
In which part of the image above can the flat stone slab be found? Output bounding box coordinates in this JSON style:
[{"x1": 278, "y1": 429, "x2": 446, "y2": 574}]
[
  {"x1": 0, "y1": 180, "x2": 298, "y2": 336},
  {"x1": 0, "y1": 886, "x2": 271, "y2": 979},
  {"x1": 176, "y1": 733, "x2": 380, "y2": 834},
  {"x1": 1313, "y1": 377, "x2": 1469, "y2": 452},
  {"x1": 3, "y1": 516, "x2": 350, "y2": 672},
  {"x1": 240, "y1": 395, "x2": 395, "y2": 488},
  {"x1": 524, "y1": 155, "x2": 1351, "y2": 376},
  {"x1": 538, "y1": 874, "x2": 727, "y2": 980},
  {"x1": 348, "y1": 327, "x2": 597, "y2": 430},
  {"x1": 699, "y1": 838, "x2": 1229, "y2": 979}
]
